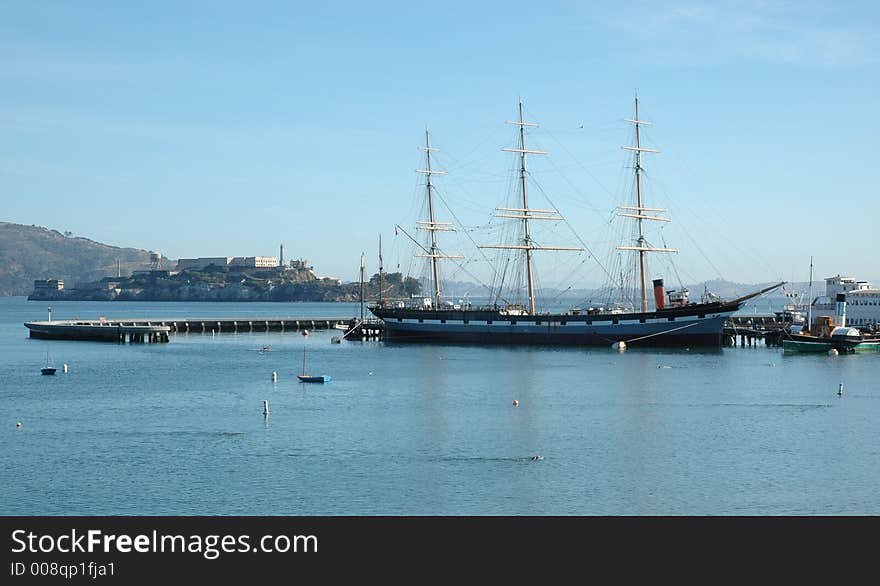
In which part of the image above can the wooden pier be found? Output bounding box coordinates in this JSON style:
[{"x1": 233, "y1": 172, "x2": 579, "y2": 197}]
[
  {"x1": 723, "y1": 315, "x2": 792, "y2": 348},
  {"x1": 24, "y1": 316, "x2": 361, "y2": 343}
]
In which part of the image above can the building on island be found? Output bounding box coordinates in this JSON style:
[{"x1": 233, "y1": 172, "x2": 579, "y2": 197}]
[
  {"x1": 229, "y1": 256, "x2": 278, "y2": 269},
  {"x1": 175, "y1": 256, "x2": 278, "y2": 271},
  {"x1": 33, "y1": 279, "x2": 64, "y2": 292},
  {"x1": 175, "y1": 257, "x2": 234, "y2": 271}
]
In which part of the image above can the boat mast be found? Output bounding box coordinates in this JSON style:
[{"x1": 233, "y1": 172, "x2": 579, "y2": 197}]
[
  {"x1": 807, "y1": 255, "x2": 814, "y2": 331},
  {"x1": 617, "y1": 96, "x2": 677, "y2": 312},
  {"x1": 359, "y1": 252, "x2": 365, "y2": 322},
  {"x1": 516, "y1": 100, "x2": 537, "y2": 314},
  {"x1": 415, "y1": 130, "x2": 459, "y2": 308},
  {"x1": 378, "y1": 234, "x2": 383, "y2": 306},
  {"x1": 480, "y1": 99, "x2": 582, "y2": 314}
]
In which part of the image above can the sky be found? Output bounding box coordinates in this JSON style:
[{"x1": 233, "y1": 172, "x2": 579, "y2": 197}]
[{"x1": 2, "y1": 0, "x2": 878, "y2": 289}]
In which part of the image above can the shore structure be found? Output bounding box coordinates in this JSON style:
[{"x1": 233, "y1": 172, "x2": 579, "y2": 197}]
[
  {"x1": 809, "y1": 275, "x2": 880, "y2": 331},
  {"x1": 24, "y1": 316, "x2": 361, "y2": 343}
]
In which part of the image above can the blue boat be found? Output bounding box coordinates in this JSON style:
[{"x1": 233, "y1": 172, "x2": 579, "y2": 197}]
[
  {"x1": 297, "y1": 345, "x2": 330, "y2": 383},
  {"x1": 41, "y1": 351, "x2": 56, "y2": 375},
  {"x1": 297, "y1": 374, "x2": 331, "y2": 383}
]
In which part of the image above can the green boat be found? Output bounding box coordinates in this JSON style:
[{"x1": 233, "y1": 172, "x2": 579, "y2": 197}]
[{"x1": 782, "y1": 330, "x2": 880, "y2": 354}]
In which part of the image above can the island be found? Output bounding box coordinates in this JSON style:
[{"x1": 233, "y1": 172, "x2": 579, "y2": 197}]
[{"x1": 29, "y1": 256, "x2": 421, "y2": 302}]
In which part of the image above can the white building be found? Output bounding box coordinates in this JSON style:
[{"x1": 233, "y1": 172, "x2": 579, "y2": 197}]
[
  {"x1": 229, "y1": 256, "x2": 278, "y2": 269},
  {"x1": 811, "y1": 275, "x2": 880, "y2": 328}
]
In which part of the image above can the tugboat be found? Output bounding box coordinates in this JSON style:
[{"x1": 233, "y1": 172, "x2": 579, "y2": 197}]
[{"x1": 783, "y1": 294, "x2": 880, "y2": 353}]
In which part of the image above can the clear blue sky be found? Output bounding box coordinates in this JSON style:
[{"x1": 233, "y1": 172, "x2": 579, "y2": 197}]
[{"x1": 2, "y1": 1, "x2": 877, "y2": 288}]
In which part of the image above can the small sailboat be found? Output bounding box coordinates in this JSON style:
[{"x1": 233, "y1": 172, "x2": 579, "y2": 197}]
[
  {"x1": 297, "y1": 344, "x2": 330, "y2": 383},
  {"x1": 41, "y1": 351, "x2": 56, "y2": 375}
]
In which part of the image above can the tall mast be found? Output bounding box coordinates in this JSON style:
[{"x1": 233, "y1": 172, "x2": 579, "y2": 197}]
[
  {"x1": 359, "y1": 252, "x2": 365, "y2": 322},
  {"x1": 513, "y1": 100, "x2": 537, "y2": 314},
  {"x1": 807, "y1": 256, "x2": 813, "y2": 330},
  {"x1": 415, "y1": 130, "x2": 459, "y2": 308},
  {"x1": 481, "y1": 99, "x2": 582, "y2": 314},
  {"x1": 378, "y1": 234, "x2": 384, "y2": 306},
  {"x1": 617, "y1": 95, "x2": 677, "y2": 312}
]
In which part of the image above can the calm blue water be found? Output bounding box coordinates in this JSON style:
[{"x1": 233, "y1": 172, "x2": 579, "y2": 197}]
[{"x1": 1, "y1": 296, "x2": 878, "y2": 515}]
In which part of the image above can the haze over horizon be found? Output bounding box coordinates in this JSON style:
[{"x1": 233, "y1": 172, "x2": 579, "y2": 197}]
[{"x1": 2, "y1": 1, "x2": 877, "y2": 288}]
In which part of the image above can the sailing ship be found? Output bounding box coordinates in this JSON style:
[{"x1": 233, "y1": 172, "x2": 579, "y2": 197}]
[{"x1": 369, "y1": 99, "x2": 782, "y2": 347}]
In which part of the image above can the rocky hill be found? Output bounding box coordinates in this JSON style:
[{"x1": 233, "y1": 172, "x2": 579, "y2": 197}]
[{"x1": 0, "y1": 222, "x2": 160, "y2": 296}]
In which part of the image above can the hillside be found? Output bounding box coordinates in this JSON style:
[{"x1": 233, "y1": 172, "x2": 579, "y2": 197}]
[{"x1": 0, "y1": 222, "x2": 159, "y2": 296}]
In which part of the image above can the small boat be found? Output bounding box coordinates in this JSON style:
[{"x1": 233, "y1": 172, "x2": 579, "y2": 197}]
[
  {"x1": 41, "y1": 351, "x2": 56, "y2": 375},
  {"x1": 297, "y1": 374, "x2": 331, "y2": 383},
  {"x1": 297, "y1": 344, "x2": 330, "y2": 383}
]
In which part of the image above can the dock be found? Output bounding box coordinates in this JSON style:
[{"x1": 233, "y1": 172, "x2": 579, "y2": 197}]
[
  {"x1": 723, "y1": 315, "x2": 792, "y2": 347},
  {"x1": 24, "y1": 316, "x2": 361, "y2": 343}
]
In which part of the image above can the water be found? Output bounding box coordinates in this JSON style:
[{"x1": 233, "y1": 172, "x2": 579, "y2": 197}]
[{"x1": 2, "y1": 297, "x2": 878, "y2": 515}]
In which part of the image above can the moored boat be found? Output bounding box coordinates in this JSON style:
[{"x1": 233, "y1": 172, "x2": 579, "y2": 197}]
[
  {"x1": 783, "y1": 293, "x2": 880, "y2": 353},
  {"x1": 371, "y1": 98, "x2": 783, "y2": 347}
]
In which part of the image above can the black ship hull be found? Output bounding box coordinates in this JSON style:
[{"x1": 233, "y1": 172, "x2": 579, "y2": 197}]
[{"x1": 370, "y1": 300, "x2": 744, "y2": 347}]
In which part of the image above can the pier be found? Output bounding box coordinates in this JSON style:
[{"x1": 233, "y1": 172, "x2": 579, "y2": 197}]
[
  {"x1": 24, "y1": 316, "x2": 360, "y2": 343},
  {"x1": 723, "y1": 315, "x2": 792, "y2": 348}
]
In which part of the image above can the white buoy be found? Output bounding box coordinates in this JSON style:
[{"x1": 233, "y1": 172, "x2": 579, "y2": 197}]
[
  {"x1": 263, "y1": 400, "x2": 270, "y2": 415},
  {"x1": 272, "y1": 371, "x2": 277, "y2": 382},
  {"x1": 828, "y1": 348, "x2": 839, "y2": 356},
  {"x1": 63, "y1": 363, "x2": 69, "y2": 373},
  {"x1": 838, "y1": 383, "x2": 843, "y2": 396},
  {"x1": 612, "y1": 341, "x2": 626, "y2": 352},
  {"x1": 302, "y1": 329, "x2": 309, "y2": 336},
  {"x1": 513, "y1": 399, "x2": 519, "y2": 407},
  {"x1": 16, "y1": 421, "x2": 22, "y2": 429}
]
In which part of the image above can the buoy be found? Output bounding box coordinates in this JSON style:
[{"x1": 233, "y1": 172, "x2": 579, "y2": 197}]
[
  {"x1": 63, "y1": 363, "x2": 69, "y2": 373},
  {"x1": 263, "y1": 400, "x2": 270, "y2": 415},
  {"x1": 828, "y1": 348, "x2": 839, "y2": 356},
  {"x1": 16, "y1": 422, "x2": 22, "y2": 429},
  {"x1": 331, "y1": 336, "x2": 341, "y2": 344},
  {"x1": 512, "y1": 399, "x2": 519, "y2": 407},
  {"x1": 838, "y1": 383, "x2": 843, "y2": 396},
  {"x1": 612, "y1": 341, "x2": 626, "y2": 352},
  {"x1": 272, "y1": 371, "x2": 277, "y2": 382},
  {"x1": 302, "y1": 330, "x2": 309, "y2": 336}
]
